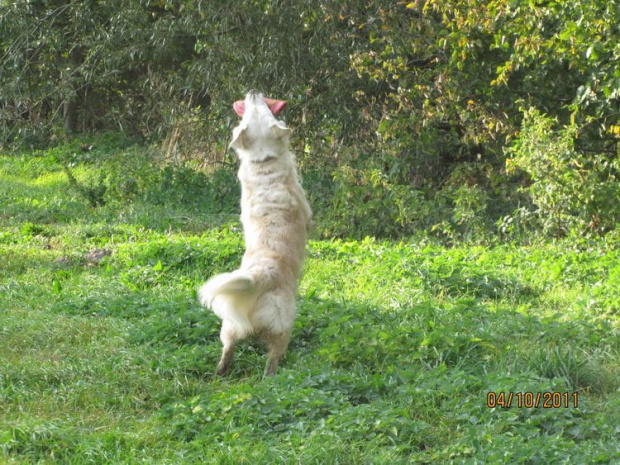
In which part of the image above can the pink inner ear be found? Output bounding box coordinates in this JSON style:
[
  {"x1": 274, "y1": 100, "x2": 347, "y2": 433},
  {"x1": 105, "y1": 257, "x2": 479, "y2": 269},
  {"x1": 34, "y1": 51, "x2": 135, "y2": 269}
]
[
  {"x1": 233, "y1": 100, "x2": 245, "y2": 117},
  {"x1": 232, "y1": 98, "x2": 287, "y2": 117},
  {"x1": 267, "y1": 99, "x2": 287, "y2": 115}
]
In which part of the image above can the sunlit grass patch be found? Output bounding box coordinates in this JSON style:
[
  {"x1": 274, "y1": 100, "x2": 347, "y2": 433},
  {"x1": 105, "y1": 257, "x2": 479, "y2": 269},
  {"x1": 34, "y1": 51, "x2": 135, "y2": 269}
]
[{"x1": 1, "y1": 152, "x2": 618, "y2": 463}]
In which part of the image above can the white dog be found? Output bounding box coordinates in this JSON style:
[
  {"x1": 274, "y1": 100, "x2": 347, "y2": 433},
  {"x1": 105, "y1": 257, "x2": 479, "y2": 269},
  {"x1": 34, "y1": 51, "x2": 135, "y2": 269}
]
[{"x1": 198, "y1": 90, "x2": 312, "y2": 376}]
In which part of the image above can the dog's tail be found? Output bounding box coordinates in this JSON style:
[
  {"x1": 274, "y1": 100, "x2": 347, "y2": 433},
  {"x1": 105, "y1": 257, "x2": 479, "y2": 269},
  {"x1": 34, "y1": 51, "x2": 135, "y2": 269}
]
[{"x1": 198, "y1": 271, "x2": 257, "y2": 330}]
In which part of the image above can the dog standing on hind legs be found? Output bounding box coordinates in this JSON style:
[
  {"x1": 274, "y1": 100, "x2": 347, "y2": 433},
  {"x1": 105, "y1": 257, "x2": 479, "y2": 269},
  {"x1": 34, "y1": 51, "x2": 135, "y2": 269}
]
[{"x1": 198, "y1": 90, "x2": 312, "y2": 376}]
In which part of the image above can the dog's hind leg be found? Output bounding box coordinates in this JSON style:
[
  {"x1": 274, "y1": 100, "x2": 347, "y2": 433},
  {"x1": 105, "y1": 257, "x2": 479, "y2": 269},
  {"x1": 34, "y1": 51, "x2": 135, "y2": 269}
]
[
  {"x1": 263, "y1": 332, "x2": 291, "y2": 377},
  {"x1": 216, "y1": 321, "x2": 240, "y2": 376}
]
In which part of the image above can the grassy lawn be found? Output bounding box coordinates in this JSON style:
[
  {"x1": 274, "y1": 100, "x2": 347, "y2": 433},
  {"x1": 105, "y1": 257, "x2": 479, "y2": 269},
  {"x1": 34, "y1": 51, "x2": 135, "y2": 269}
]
[{"x1": 1, "y1": 153, "x2": 618, "y2": 463}]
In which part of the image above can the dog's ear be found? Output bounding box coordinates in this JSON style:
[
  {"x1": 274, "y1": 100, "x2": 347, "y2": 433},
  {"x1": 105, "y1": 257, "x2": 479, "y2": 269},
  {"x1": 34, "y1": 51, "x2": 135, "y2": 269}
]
[
  {"x1": 230, "y1": 125, "x2": 249, "y2": 150},
  {"x1": 268, "y1": 100, "x2": 287, "y2": 116},
  {"x1": 233, "y1": 100, "x2": 245, "y2": 117},
  {"x1": 270, "y1": 120, "x2": 292, "y2": 139}
]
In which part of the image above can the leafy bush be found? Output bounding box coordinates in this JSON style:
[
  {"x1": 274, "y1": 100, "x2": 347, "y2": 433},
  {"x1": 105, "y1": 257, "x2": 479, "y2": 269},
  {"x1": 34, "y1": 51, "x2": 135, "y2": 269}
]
[
  {"x1": 320, "y1": 164, "x2": 444, "y2": 239},
  {"x1": 507, "y1": 108, "x2": 619, "y2": 237}
]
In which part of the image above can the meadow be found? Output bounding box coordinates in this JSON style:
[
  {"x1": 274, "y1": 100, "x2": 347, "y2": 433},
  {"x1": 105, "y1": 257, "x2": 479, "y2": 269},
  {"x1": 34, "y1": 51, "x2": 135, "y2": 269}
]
[{"x1": 1, "y1": 152, "x2": 618, "y2": 463}]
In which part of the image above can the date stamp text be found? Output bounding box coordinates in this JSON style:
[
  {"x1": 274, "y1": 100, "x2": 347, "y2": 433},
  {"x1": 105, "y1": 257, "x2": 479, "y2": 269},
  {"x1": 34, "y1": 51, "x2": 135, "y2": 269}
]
[{"x1": 486, "y1": 391, "x2": 579, "y2": 409}]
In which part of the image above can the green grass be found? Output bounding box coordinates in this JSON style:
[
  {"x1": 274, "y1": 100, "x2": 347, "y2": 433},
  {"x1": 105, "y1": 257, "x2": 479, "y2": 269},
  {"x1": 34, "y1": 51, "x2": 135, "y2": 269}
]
[{"x1": 1, "y1": 152, "x2": 619, "y2": 463}]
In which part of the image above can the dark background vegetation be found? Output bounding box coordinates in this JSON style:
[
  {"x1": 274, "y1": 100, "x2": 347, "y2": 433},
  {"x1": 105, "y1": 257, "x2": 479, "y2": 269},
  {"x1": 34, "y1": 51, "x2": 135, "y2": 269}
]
[{"x1": 1, "y1": 0, "x2": 618, "y2": 242}]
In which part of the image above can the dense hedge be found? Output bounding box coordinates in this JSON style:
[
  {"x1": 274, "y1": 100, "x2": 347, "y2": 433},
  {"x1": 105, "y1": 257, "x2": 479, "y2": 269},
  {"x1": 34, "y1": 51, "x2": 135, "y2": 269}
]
[{"x1": 1, "y1": 0, "x2": 618, "y2": 240}]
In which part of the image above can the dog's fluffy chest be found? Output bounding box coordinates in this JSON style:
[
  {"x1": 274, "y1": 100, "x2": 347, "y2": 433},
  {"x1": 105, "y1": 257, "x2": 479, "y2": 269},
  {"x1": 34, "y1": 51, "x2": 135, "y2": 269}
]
[
  {"x1": 237, "y1": 156, "x2": 310, "y2": 267},
  {"x1": 238, "y1": 158, "x2": 301, "y2": 214}
]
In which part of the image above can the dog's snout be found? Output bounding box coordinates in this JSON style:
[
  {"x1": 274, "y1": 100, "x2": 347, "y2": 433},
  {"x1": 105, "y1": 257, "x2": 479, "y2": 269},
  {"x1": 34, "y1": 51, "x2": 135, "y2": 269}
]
[{"x1": 247, "y1": 89, "x2": 261, "y2": 99}]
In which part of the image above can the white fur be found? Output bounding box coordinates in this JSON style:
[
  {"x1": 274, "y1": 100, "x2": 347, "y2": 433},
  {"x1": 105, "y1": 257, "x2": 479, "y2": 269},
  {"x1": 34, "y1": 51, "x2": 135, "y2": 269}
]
[{"x1": 198, "y1": 90, "x2": 312, "y2": 376}]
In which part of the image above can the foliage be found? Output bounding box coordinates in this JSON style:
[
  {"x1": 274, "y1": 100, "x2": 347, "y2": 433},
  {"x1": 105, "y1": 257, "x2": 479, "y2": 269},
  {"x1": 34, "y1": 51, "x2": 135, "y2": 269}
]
[
  {"x1": 320, "y1": 164, "x2": 443, "y2": 239},
  {"x1": 27, "y1": 134, "x2": 240, "y2": 217},
  {"x1": 507, "y1": 108, "x2": 620, "y2": 237},
  {"x1": 0, "y1": 0, "x2": 618, "y2": 240}
]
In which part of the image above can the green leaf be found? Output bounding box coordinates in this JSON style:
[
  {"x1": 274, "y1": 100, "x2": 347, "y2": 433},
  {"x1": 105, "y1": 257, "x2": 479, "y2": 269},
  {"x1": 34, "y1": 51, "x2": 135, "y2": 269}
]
[{"x1": 52, "y1": 279, "x2": 62, "y2": 295}]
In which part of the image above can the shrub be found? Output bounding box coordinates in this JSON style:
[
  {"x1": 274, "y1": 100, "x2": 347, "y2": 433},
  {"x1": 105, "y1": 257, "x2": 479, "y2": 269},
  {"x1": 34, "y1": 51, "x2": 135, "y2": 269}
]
[
  {"x1": 321, "y1": 164, "x2": 446, "y2": 240},
  {"x1": 507, "y1": 108, "x2": 619, "y2": 237}
]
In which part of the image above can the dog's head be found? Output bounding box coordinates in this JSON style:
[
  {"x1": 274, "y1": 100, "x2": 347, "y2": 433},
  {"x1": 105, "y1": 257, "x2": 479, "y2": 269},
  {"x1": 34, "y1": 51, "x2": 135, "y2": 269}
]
[{"x1": 230, "y1": 90, "x2": 291, "y2": 162}]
